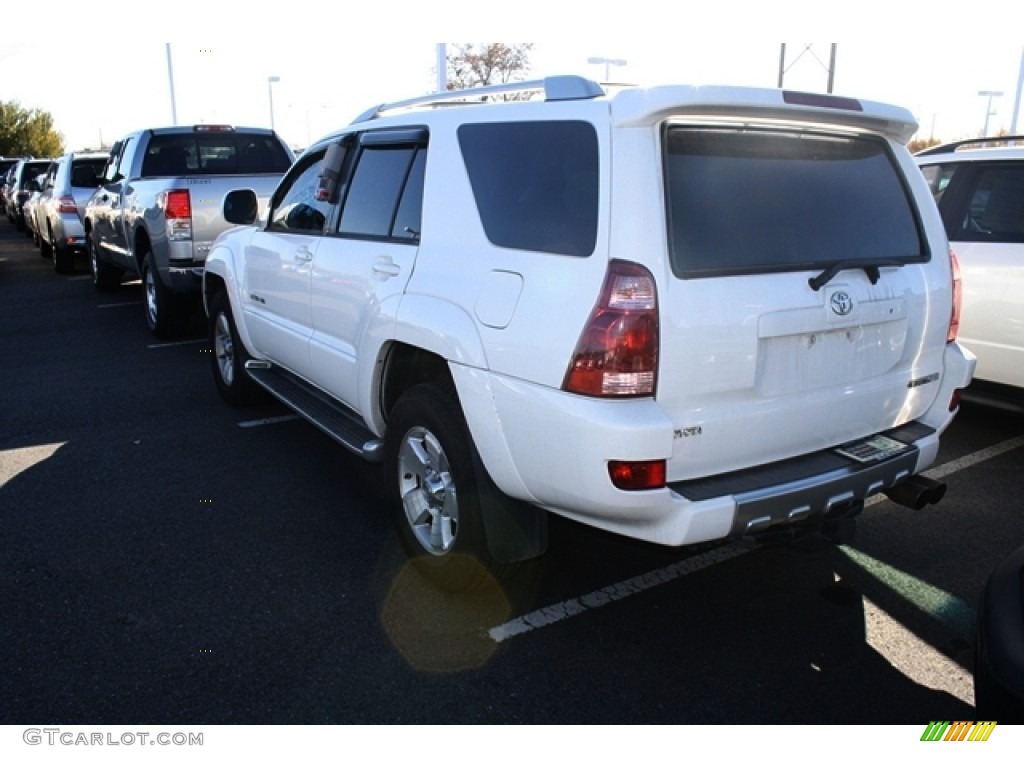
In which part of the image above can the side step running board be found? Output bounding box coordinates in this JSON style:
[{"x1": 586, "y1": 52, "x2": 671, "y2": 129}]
[{"x1": 245, "y1": 361, "x2": 383, "y2": 462}]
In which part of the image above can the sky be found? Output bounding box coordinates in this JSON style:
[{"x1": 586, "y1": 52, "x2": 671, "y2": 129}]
[{"x1": 2, "y1": 18, "x2": 1023, "y2": 154}]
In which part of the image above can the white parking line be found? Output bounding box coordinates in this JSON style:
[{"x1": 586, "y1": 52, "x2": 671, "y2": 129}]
[
  {"x1": 489, "y1": 434, "x2": 1024, "y2": 643},
  {"x1": 238, "y1": 414, "x2": 301, "y2": 428},
  {"x1": 147, "y1": 338, "x2": 205, "y2": 349},
  {"x1": 489, "y1": 541, "x2": 756, "y2": 642}
]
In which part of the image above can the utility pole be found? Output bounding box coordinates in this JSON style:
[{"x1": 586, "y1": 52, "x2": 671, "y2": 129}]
[
  {"x1": 165, "y1": 44, "x2": 178, "y2": 126},
  {"x1": 827, "y1": 44, "x2": 836, "y2": 94},
  {"x1": 436, "y1": 43, "x2": 447, "y2": 92},
  {"x1": 777, "y1": 43, "x2": 836, "y2": 92},
  {"x1": 1011, "y1": 46, "x2": 1023, "y2": 136},
  {"x1": 979, "y1": 90, "x2": 1004, "y2": 136}
]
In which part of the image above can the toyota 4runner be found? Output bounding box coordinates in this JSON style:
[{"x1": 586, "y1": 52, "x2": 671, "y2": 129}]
[{"x1": 204, "y1": 76, "x2": 975, "y2": 591}]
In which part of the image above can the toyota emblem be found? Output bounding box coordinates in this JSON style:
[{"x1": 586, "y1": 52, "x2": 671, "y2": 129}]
[{"x1": 830, "y1": 291, "x2": 854, "y2": 316}]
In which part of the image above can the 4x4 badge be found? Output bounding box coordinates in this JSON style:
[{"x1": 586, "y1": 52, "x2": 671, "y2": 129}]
[{"x1": 830, "y1": 291, "x2": 854, "y2": 316}]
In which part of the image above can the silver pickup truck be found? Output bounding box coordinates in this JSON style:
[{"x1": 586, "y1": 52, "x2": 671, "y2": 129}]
[{"x1": 84, "y1": 125, "x2": 294, "y2": 337}]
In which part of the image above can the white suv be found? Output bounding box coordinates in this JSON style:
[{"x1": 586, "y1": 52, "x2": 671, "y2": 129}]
[
  {"x1": 204, "y1": 77, "x2": 975, "y2": 590},
  {"x1": 916, "y1": 137, "x2": 1024, "y2": 398}
]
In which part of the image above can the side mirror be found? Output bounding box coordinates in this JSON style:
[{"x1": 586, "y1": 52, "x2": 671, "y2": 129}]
[{"x1": 224, "y1": 189, "x2": 258, "y2": 226}]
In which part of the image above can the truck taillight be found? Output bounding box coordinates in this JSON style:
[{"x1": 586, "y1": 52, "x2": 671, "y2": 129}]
[
  {"x1": 563, "y1": 260, "x2": 659, "y2": 397},
  {"x1": 948, "y1": 248, "x2": 962, "y2": 343},
  {"x1": 57, "y1": 195, "x2": 77, "y2": 214},
  {"x1": 161, "y1": 189, "x2": 192, "y2": 241}
]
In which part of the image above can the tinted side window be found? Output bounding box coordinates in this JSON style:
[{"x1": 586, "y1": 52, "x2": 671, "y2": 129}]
[
  {"x1": 337, "y1": 146, "x2": 418, "y2": 239},
  {"x1": 268, "y1": 152, "x2": 332, "y2": 233},
  {"x1": 70, "y1": 158, "x2": 106, "y2": 188},
  {"x1": 953, "y1": 164, "x2": 1024, "y2": 243},
  {"x1": 458, "y1": 121, "x2": 599, "y2": 257},
  {"x1": 919, "y1": 163, "x2": 959, "y2": 203},
  {"x1": 665, "y1": 127, "x2": 926, "y2": 278}
]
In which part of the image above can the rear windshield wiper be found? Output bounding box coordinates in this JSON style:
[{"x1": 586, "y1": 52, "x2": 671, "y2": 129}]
[{"x1": 808, "y1": 260, "x2": 904, "y2": 291}]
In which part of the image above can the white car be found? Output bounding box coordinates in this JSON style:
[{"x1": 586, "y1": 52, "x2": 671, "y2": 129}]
[
  {"x1": 204, "y1": 77, "x2": 975, "y2": 591},
  {"x1": 917, "y1": 138, "x2": 1024, "y2": 396}
]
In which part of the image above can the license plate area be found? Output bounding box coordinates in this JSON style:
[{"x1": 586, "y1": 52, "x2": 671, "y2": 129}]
[{"x1": 835, "y1": 435, "x2": 909, "y2": 464}]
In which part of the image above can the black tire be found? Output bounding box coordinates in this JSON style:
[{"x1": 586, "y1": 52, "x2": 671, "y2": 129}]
[
  {"x1": 384, "y1": 382, "x2": 498, "y2": 593},
  {"x1": 53, "y1": 242, "x2": 73, "y2": 274},
  {"x1": 89, "y1": 233, "x2": 122, "y2": 291},
  {"x1": 208, "y1": 292, "x2": 264, "y2": 406},
  {"x1": 142, "y1": 249, "x2": 181, "y2": 339}
]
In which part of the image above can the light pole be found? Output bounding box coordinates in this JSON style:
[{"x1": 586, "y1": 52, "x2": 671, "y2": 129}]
[
  {"x1": 165, "y1": 44, "x2": 178, "y2": 126},
  {"x1": 587, "y1": 56, "x2": 627, "y2": 82},
  {"x1": 268, "y1": 76, "x2": 281, "y2": 131},
  {"x1": 978, "y1": 90, "x2": 1003, "y2": 137}
]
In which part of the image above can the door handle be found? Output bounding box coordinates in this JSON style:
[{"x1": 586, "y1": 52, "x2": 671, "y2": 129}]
[
  {"x1": 294, "y1": 247, "x2": 314, "y2": 262},
  {"x1": 372, "y1": 256, "x2": 401, "y2": 278}
]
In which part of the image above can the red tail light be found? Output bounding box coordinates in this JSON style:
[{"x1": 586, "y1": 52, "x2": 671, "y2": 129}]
[
  {"x1": 609, "y1": 460, "x2": 666, "y2": 491},
  {"x1": 563, "y1": 260, "x2": 659, "y2": 397},
  {"x1": 57, "y1": 195, "x2": 77, "y2": 214},
  {"x1": 948, "y1": 248, "x2": 962, "y2": 343},
  {"x1": 160, "y1": 189, "x2": 192, "y2": 242},
  {"x1": 164, "y1": 189, "x2": 192, "y2": 220}
]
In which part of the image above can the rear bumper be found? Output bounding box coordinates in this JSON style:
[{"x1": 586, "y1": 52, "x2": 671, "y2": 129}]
[
  {"x1": 672, "y1": 422, "x2": 932, "y2": 537},
  {"x1": 455, "y1": 367, "x2": 956, "y2": 548},
  {"x1": 164, "y1": 263, "x2": 205, "y2": 294}
]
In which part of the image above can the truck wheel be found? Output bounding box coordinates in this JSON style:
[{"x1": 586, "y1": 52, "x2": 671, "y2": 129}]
[
  {"x1": 209, "y1": 292, "x2": 263, "y2": 406},
  {"x1": 142, "y1": 250, "x2": 180, "y2": 338},
  {"x1": 53, "y1": 245, "x2": 73, "y2": 274},
  {"x1": 89, "y1": 235, "x2": 122, "y2": 291},
  {"x1": 384, "y1": 382, "x2": 497, "y2": 592}
]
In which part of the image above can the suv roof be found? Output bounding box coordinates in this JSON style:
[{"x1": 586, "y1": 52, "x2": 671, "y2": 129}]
[
  {"x1": 916, "y1": 134, "x2": 1024, "y2": 158},
  {"x1": 346, "y1": 76, "x2": 920, "y2": 144}
]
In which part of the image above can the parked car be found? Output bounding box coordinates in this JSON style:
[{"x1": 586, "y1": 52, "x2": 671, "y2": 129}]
[
  {"x1": 23, "y1": 172, "x2": 49, "y2": 243},
  {"x1": 5, "y1": 158, "x2": 51, "y2": 231},
  {"x1": 205, "y1": 76, "x2": 975, "y2": 591},
  {"x1": 84, "y1": 125, "x2": 294, "y2": 337},
  {"x1": 917, "y1": 137, "x2": 1024, "y2": 399},
  {"x1": 34, "y1": 152, "x2": 106, "y2": 273},
  {"x1": 975, "y1": 542, "x2": 1024, "y2": 721},
  {"x1": 0, "y1": 157, "x2": 22, "y2": 211}
]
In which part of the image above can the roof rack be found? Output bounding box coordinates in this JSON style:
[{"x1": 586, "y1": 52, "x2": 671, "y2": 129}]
[
  {"x1": 916, "y1": 134, "x2": 1024, "y2": 156},
  {"x1": 352, "y1": 75, "x2": 605, "y2": 123}
]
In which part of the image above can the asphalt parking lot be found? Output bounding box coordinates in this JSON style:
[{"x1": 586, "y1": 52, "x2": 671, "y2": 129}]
[{"x1": 2, "y1": 219, "x2": 1023, "y2": 725}]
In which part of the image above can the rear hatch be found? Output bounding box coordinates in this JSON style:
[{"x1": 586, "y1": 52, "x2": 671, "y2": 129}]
[{"x1": 633, "y1": 93, "x2": 945, "y2": 481}]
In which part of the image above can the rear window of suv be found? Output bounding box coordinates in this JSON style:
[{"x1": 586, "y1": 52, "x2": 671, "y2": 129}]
[
  {"x1": 458, "y1": 120, "x2": 598, "y2": 257},
  {"x1": 142, "y1": 133, "x2": 292, "y2": 177},
  {"x1": 665, "y1": 127, "x2": 926, "y2": 278}
]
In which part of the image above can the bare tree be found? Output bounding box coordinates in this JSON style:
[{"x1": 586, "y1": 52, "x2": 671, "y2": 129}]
[{"x1": 446, "y1": 44, "x2": 534, "y2": 93}]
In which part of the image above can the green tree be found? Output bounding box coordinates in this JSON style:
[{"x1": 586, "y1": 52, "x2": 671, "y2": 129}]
[
  {"x1": 0, "y1": 101, "x2": 64, "y2": 157},
  {"x1": 446, "y1": 43, "x2": 533, "y2": 92}
]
